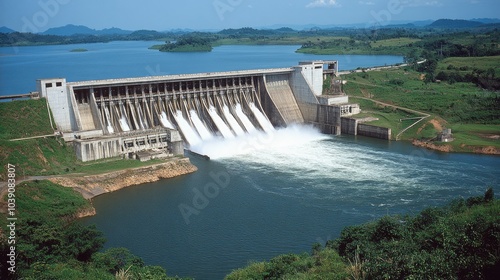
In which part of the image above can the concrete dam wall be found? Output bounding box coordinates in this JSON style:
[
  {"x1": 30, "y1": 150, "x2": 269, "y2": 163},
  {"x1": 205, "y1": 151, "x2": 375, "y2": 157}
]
[
  {"x1": 37, "y1": 62, "x2": 336, "y2": 161},
  {"x1": 36, "y1": 61, "x2": 379, "y2": 162}
]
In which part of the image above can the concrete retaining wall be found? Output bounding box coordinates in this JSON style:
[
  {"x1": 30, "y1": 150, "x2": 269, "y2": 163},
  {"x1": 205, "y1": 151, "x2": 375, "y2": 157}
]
[
  {"x1": 341, "y1": 117, "x2": 358, "y2": 135},
  {"x1": 315, "y1": 104, "x2": 341, "y2": 135},
  {"x1": 358, "y1": 124, "x2": 392, "y2": 140}
]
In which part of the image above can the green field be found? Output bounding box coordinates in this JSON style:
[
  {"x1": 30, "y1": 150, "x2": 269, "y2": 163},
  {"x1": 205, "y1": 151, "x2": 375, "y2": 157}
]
[
  {"x1": 370, "y1": 37, "x2": 421, "y2": 48},
  {"x1": 436, "y1": 56, "x2": 500, "y2": 77},
  {"x1": 297, "y1": 36, "x2": 418, "y2": 55},
  {"x1": 350, "y1": 97, "x2": 424, "y2": 140},
  {"x1": 341, "y1": 67, "x2": 500, "y2": 149}
]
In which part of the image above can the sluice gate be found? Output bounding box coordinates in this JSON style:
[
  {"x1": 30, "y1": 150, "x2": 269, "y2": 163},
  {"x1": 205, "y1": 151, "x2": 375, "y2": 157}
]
[
  {"x1": 81, "y1": 75, "x2": 272, "y2": 145},
  {"x1": 36, "y1": 61, "x2": 361, "y2": 162}
]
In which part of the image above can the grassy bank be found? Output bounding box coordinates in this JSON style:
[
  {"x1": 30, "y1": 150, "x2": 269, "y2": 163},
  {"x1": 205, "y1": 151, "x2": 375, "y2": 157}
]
[
  {"x1": 341, "y1": 66, "x2": 500, "y2": 150},
  {"x1": 349, "y1": 97, "x2": 424, "y2": 140}
]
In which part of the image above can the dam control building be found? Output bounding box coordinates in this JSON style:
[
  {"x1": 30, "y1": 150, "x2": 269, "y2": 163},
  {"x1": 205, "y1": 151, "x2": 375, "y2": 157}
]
[{"x1": 37, "y1": 61, "x2": 363, "y2": 162}]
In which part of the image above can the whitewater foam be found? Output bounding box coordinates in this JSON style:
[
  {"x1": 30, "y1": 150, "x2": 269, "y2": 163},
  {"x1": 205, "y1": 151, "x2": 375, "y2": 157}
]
[
  {"x1": 159, "y1": 112, "x2": 175, "y2": 130},
  {"x1": 190, "y1": 124, "x2": 328, "y2": 160},
  {"x1": 190, "y1": 110, "x2": 213, "y2": 141},
  {"x1": 174, "y1": 110, "x2": 202, "y2": 146},
  {"x1": 208, "y1": 106, "x2": 235, "y2": 139}
]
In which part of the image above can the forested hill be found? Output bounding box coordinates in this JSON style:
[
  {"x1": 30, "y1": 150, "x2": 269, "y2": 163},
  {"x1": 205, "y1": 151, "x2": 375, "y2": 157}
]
[
  {"x1": 0, "y1": 30, "x2": 174, "y2": 47},
  {"x1": 428, "y1": 19, "x2": 484, "y2": 29}
]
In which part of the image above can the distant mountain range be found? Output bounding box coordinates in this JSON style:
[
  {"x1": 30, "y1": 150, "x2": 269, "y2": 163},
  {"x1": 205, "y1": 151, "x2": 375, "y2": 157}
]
[
  {"x1": 0, "y1": 26, "x2": 15, "y2": 33},
  {"x1": 40, "y1": 24, "x2": 133, "y2": 36},
  {"x1": 1, "y1": 18, "x2": 499, "y2": 35},
  {"x1": 428, "y1": 19, "x2": 484, "y2": 29}
]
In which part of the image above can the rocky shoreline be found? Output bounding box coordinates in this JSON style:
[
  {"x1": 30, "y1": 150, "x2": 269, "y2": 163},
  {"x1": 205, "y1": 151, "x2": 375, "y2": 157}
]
[
  {"x1": 49, "y1": 158, "x2": 198, "y2": 201},
  {"x1": 412, "y1": 140, "x2": 500, "y2": 155}
]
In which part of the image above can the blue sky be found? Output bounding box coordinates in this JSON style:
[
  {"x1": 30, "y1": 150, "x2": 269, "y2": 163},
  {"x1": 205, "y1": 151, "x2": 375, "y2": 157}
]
[{"x1": 1, "y1": 0, "x2": 499, "y2": 32}]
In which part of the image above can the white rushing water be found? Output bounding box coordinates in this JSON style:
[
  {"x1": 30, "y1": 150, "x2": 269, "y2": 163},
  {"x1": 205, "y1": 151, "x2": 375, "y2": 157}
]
[
  {"x1": 103, "y1": 106, "x2": 114, "y2": 134},
  {"x1": 223, "y1": 105, "x2": 245, "y2": 137},
  {"x1": 235, "y1": 103, "x2": 257, "y2": 134},
  {"x1": 207, "y1": 106, "x2": 235, "y2": 139},
  {"x1": 136, "y1": 105, "x2": 148, "y2": 129},
  {"x1": 191, "y1": 124, "x2": 328, "y2": 160},
  {"x1": 190, "y1": 110, "x2": 213, "y2": 141},
  {"x1": 131, "y1": 103, "x2": 144, "y2": 130},
  {"x1": 159, "y1": 111, "x2": 175, "y2": 130},
  {"x1": 119, "y1": 117, "x2": 131, "y2": 132},
  {"x1": 173, "y1": 110, "x2": 202, "y2": 146},
  {"x1": 249, "y1": 102, "x2": 274, "y2": 133}
]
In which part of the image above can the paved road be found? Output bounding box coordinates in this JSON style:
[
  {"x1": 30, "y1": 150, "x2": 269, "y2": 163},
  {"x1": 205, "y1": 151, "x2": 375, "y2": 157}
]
[
  {"x1": 337, "y1": 60, "x2": 426, "y2": 76},
  {"x1": 0, "y1": 176, "x2": 55, "y2": 196},
  {"x1": 9, "y1": 134, "x2": 57, "y2": 142}
]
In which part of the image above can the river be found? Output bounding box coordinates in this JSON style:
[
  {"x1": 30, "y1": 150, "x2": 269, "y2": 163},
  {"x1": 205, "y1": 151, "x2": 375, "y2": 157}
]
[
  {"x1": 85, "y1": 132, "x2": 499, "y2": 279},
  {"x1": 2, "y1": 41, "x2": 498, "y2": 279}
]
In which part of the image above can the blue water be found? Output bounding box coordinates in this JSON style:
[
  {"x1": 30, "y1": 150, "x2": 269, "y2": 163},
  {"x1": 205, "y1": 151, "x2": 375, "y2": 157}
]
[
  {"x1": 3, "y1": 41, "x2": 498, "y2": 279},
  {"x1": 84, "y1": 134, "x2": 500, "y2": 279},
  {"x1": 0, "y1": 41, "x2": 403, "y2": 95}
]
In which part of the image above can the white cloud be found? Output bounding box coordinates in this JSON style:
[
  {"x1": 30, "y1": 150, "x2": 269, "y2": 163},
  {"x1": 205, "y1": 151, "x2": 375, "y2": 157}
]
[
  {"x1": 306, "y1": 0, "x2": 341, "y2": 8},
  {"x1": 358, "y1": 1, "x2": 375, "y2": 5}
]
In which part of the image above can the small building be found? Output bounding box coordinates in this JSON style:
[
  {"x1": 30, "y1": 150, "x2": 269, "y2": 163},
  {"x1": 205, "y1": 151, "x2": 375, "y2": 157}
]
[{"x1": 437, "y1": 128, "x2": 454, "y2": 142}]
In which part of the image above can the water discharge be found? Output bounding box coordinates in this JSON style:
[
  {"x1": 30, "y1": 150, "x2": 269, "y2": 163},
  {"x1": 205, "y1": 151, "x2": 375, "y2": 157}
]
[
  {"x1": 173, "y1": 110, "x2": 202, "y2": 146},
  {"x1": 136, "y1": 105, "x2": 148, "y2": 129},
  {"x1": 119, "y1": 117, "x2": 131, "y2": 132},
  {"x1": 249, "y1": 102, "x2": 274, "y2": 133},
  {"x1": 235, "y1": 103, "x2": 257, "y2": 134},
  {"x1": 191, "y1": 124, "x2": 328, "y2": 160},
  {"x1": 190, "y1": 110, "x2": 213, "y2": 141},
  {"x1": 223, "y1": 105, "x2": 245, "y2": 137},
  {"x1": 208, "y1": 106, "x2": 234, "y2": 139},
  {"x1": 119, "y1": 103, "x2": 131, "y2": 131},
  {"x1": 159, "y1": 112, "x2": 175, "y2": 130},
  {"x1": 103, "y1": 106, "x2": 114, "y2": 134}
]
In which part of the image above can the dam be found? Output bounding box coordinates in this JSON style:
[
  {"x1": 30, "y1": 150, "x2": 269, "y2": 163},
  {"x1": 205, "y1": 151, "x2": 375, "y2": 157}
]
[{"x1": 36, "y1": 61, "x2": 364, "y2": 162}]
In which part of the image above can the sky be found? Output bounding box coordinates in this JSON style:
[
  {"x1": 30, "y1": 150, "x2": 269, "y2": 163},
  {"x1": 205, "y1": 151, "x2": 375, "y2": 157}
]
[{"x1": 1, "y1": 0, "x2": 499, "y2": 32}]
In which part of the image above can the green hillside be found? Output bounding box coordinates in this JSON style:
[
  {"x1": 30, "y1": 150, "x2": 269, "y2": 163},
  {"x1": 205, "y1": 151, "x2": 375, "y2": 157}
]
[{"x1": 226, "y1": 190, "x2": 500, "y2": 279}]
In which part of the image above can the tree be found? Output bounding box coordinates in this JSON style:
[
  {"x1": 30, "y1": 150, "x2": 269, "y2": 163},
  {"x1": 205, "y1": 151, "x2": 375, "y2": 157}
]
[{"x1": 64, "y1": 224, "x2": 106, "y2": 262}]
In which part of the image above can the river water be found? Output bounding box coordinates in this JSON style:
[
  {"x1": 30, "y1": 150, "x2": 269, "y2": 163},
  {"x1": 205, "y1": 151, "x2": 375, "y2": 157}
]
[{"x1": 2, "y1": 41, "x2": 498, "y2": 279}]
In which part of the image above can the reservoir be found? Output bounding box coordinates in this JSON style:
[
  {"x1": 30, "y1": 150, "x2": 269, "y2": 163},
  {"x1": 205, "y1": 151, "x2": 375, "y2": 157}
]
[
  {"x1": 2, "y1": 41, "x2": 498, "y2": 279},
  {"x1": 0, "y1": 41, "x2": 403, "y2": 95}
]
